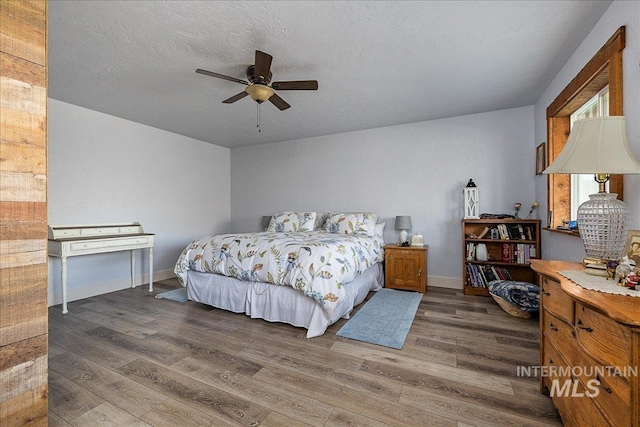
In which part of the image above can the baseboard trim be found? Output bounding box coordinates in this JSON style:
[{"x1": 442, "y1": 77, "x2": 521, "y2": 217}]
[
  {"x1": 48, "y1": 269, "x2": 175, "y2": 307},
  {"x1": 428, "y1": 275, "x2": 463, "y2": 290}
]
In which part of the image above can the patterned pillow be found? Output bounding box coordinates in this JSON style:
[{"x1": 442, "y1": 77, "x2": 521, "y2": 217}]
[
  {"x1": 267, "y1": 211, "x2": 316, "y2": 232},
  {"x1": 323, "y1": 212, "x2": 378, "y2": 236}
]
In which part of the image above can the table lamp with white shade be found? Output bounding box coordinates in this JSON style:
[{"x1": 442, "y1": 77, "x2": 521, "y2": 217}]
[{"x1": 543, "y1": 116, "x2": 640, "y2": 268}]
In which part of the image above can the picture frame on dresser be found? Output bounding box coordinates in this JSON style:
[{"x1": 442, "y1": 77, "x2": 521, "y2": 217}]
[{"x1": 623, "y1": 229, "x2": 640, "y2": 265}]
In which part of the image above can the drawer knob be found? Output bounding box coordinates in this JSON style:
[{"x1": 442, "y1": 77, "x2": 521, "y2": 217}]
[
  {"x1": 541, "y1": 291, "x2": 551, "y2": 296},
  {"x1": 577, "y1": 320, "x2": 593, "y2": 332}
]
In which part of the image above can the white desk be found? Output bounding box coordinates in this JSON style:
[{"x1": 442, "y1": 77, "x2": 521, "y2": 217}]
[{"x1": 48, "y1": 223, "x2": 154, "y2": 314}]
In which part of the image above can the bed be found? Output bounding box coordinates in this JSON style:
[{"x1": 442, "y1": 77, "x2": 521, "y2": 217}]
[{"x1": 174, "y1": 212, "x2": 385, "y2": 337}]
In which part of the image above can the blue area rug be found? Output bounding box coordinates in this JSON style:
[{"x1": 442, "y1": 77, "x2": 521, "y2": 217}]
[
  {"x1": 336, "y1": 288, "x2": 422, "y2": 349},
  {"x1": 154, "y1": 287, "x2": 188, "y2": 303}
]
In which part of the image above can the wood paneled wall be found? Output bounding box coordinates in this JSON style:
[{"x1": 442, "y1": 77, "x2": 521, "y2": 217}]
[{"x1": 0, "y1": 1, "x2": 48, "y2": 425}]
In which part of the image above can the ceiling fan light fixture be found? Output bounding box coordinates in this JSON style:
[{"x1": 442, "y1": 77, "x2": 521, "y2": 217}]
[{"x1": 245, "y1": 84, "x2": 274, "y2": 103}]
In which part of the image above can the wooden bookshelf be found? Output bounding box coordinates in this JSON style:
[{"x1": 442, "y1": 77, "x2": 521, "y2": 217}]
[{"x1": 462, "y1": 218, "x2": 541, "y2": 296}]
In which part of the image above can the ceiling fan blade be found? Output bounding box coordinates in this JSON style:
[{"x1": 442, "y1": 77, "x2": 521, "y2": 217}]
[
  {"x1": 254, "y1": 50, "x2": 273, "y2": 83},
  {"x1": 222, "y1": 91, "x2": 249, "y2": 104},
  {"x1": 196, "y1": 69, "x2": 248, "y2": 85},
  {"x1": 269, "y1": 93, "x2": 291, "y2": 111},
  {"x1": 271, "y1": 80, "x2": 318, "y2": 91}
]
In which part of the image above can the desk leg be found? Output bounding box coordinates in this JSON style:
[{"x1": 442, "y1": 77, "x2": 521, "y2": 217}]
[
  {"x1": 61, "y1": 257, "x2": 68, "y2": 314},
  {"x1": 131, "y1": 250, "x2": 136, "y2": 288},
  {"x1": 148, "y1": 247, "x2": 154, "y2": 292}
]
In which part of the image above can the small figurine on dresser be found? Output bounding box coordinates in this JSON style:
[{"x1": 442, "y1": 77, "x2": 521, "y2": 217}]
[
  {"x1": 625, "y1": 274, "x2": 639, "y2": 290},
  {"x1": 614, "y1": 256, "x2": 638, "y2": 290}
]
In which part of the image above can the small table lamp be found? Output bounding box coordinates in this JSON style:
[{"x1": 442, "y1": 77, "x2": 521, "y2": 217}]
[
  {"x1": 395, "y1": 215, "x2": 412, "y2": 244},
  {"x1": 543, "y1": 116, "x2": 640, "y2": 266}
]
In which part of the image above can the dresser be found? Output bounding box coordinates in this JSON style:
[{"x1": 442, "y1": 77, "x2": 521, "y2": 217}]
[
  {"x1": 48, "y1": 223, "x2": 154, "y2": 314},
  {"x1": 384, "y1": 244, "x2": 428, "y2": 293},
  {"x1": 531, "y1": 259, "x2": 640, "y2": 427}
]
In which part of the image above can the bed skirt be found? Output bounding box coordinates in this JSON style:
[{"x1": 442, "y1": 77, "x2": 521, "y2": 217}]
[{"x1": 186, "y1": 263, "x2": 384, "y2": 338}]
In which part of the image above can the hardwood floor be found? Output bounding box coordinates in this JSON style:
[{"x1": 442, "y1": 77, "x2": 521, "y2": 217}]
[{"x1": 48, "y1": 280, "x2": 561, "y2": 426}]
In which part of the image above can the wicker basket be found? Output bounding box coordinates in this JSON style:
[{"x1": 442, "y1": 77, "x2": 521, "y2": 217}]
[{"x1": 491, "y1": 294, "x2": 532, "y2": 318}]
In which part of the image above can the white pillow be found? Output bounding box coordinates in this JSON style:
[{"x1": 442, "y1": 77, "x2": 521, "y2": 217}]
[
  {"x1": 323, "y1": 212, "x2": 378, "y2": 236},
  {"x1": 375, "y1": 222, "x2": 385, "y2": 236},
  {"x1": 267, "y1": 211, "x2": 316, "y2": 232}
]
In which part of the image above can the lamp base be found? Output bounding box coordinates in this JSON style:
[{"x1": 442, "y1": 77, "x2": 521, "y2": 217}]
[
  {"x1": 577, "y1": 192, "x2": 627, "y2": 262},
  {"x1": 399, "y1": 229, "x2": 408, "y2": 244}
]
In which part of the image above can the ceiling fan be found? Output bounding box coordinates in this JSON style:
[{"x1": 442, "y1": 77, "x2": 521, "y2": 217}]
[{"x1": 196, "y1": 50, "x2": 318, "y2": 111}]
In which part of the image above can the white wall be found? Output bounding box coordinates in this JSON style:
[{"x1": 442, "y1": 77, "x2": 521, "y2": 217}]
[
  {"x1": 47, "y1": 99, "x2": 231, "y2": 305},
  {"x1": 231, "y1": 106, "x2": 536, "y2": 288},
  {"x1": 534, "y1": 0, "x2": 640, "y2": 262}
]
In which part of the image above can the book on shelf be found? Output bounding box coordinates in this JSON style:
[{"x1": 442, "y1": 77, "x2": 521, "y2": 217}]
[
  {"x1": 507, "y1": 224, "x2": 520, "y2": 240},
  {"x1": 477, "y1": 226, "x2": 491, "y2": 239},
  {"x1": 466, "y1": 264, "x2": 479, "y2": 287},
  {"x1": 481, "y1": 265, "x2": 498, "y2": 282},
  {"x1": 465, "y1": 263, "x2": 513, "y2": 288},
  {"x1": 525, "y1": 225, "x2": 533, "y2": 240},
  {"x1": 466, "y1": 242, "x2": 476, "y2": 260},
  {"x1": 500, "y1": 243, "x2": 537, "y2": 263},
  {"x1": 497, "y1": 224, "x2": 509, "y2": 240},
  {"x1": 492, "y1": 223, "x2": 535, "y2": 241}
]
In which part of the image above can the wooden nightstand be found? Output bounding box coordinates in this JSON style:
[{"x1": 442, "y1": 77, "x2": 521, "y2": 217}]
[{"x1": 384, "y1": 244, "x2": 428, "y2": 293}]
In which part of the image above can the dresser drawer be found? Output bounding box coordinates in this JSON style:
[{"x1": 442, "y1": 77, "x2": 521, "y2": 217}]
[
  {"x1": 542, "y1": 336, "x2": 569, "y2": 391},
  {"x1": 575, "y1": 303, "x2": 631, "y2": 368},
  {"x1": 562, "y1": 380, "x2": 611, "y2": 427},
  {"x1": 541, "y1": 276, "x2": 573, "y2": 323},
  {"x1": 576, "y1": 350, "x2": 631, "y2": 427},
  {"x1": 543, "y1": 310, "x2": 581, "y2": 367},
  {"x1": 542, "y1": 336, "x2": 611, "y2": 427}
]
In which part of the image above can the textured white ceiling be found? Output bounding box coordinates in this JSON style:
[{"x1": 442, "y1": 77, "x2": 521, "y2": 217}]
[{"x1": 48, "y1": 1, "x2": 612, "y2": 149}]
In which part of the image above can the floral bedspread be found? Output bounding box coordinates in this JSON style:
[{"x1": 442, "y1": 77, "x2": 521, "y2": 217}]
[{"x1": 174, "y1": 231, "x2": 384, "y2": 317}]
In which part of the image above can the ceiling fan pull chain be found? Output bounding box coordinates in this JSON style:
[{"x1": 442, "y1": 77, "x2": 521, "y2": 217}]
[{"x1": 257, "y1": 103, "x2": 261, "y2": 132}]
